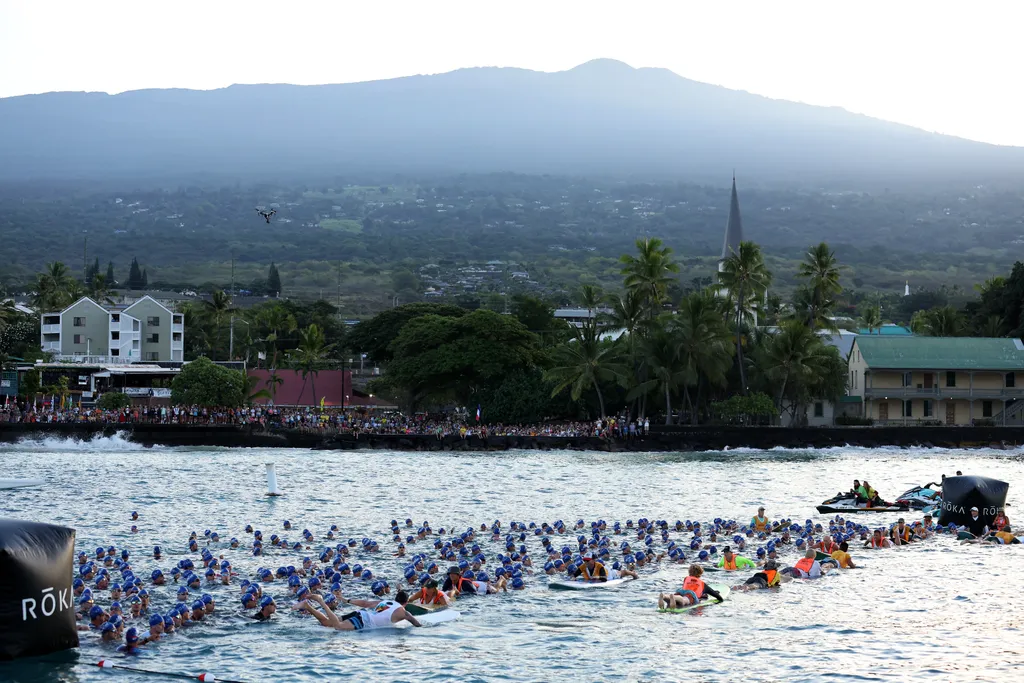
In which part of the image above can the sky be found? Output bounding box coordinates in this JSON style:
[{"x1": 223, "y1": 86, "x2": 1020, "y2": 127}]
[{"x1": 1, "y1": 1, "x2": 1021, "y2": 146}]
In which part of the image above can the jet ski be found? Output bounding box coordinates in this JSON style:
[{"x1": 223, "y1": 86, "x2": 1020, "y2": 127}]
[
  {"x1": 895, "y1": 486, "x2": 941, "y2": 510},
  {"x1": 816, "y1": 492, "x2": 909, "y2": 514}
]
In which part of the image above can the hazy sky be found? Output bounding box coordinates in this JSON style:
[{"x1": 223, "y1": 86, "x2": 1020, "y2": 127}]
[{"x1": 2, "y1": 1, "x2": 1020, "y2": 145}]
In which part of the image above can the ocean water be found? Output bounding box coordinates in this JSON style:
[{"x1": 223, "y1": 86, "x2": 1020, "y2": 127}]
[{"x1": 1, "y1": 436, "x2": 1023, "y2": 682}]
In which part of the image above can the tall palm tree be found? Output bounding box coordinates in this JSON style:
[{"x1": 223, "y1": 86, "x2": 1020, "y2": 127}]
[
  {"x1": 257, "y1": 305, "x2": 298, "y2": 368},
  {"x1": 88, "y1": 273, "x2": 115, "y2": 305},
  {"x1": 978, "y1": 314, "x2": 1006, "y2": 337},
  {"x1": 288, "y1": 323, "x2": 334, "y2": 406},
  {"x1": 544, "y1": 322, "x2": 625, "y2": 418},
  {"x1": 796, "y1": 242, "x2": 844, "y2": 331},
  {"x1": 619, "y1": 237, "x2": 679, "y2": 316},
  {"x1": 202, "y1": 290, "x2": 236, "y2": 359},
  {"x1": 628, "y1": 320, "x2": 684, "y2": 424},
  {"x1": 860, "y1": 304, "x2": 883, "y2": 334},
  {"x1": 265, "y1": 370, "x2": 285, "y2": 405},
  {"x1": 31, "y1": 261, "x2": 75, "y2": 311},
  {"x1": 718, "y1": 241, "x2": 773, "y2": 394},
  {"x1": 675, "y1": 290, "x2": 734, "y2": 423},
  {"x1": 577, "y1": 284, "x2": 603, "y2": 318},
  {"x1": 753, "y1": 321, "x2": 846, "y2": 424}
]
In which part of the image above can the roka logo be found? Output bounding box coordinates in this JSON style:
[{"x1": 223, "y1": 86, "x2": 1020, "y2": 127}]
[{"x1": 22, "y1": 587, "x2": 71, "y2": 621}]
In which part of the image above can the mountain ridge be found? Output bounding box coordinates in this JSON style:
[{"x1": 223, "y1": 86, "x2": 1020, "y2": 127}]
[{"x1": 0, "y1": 59, "x2": 1019, "y2": 186}]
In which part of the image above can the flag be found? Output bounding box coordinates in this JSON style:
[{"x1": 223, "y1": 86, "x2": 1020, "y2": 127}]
[
  {"x1": 320, "y1": 396, "x2": 325, "y2": 410},
  {"x1": 476, "y1": 405, "x2": 481, "y2": 422}
]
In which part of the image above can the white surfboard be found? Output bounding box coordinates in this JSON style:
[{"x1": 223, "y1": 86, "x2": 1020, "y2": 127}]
[
  {"x1": 394, "y1": 609, "x2": 460, "y2": 628},
  {"x1": 0, "y1": 479, "x2": 44, "y2": 490},
  {"x1": 548, "y1": 578, "x2": 630, "y2": 591}
]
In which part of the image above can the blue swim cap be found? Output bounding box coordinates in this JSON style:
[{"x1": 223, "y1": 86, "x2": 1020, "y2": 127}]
[
  {"x1": 89, "y1": 605, "x2": 104, "y2": 619},
  {"x1": 361, "y1": 569, "x2": 373, "y2": 580},
  {"x1": 149, "y1": 613, "x2": 163, "y2": 626},
  {"x1": 191, "y1": 600, "x2": 204, "y2": 611},
  {"x1": 698, "y1": 550, "x2": 709, "y2": 560},
  {"x1": 260, "y1": 596, "x2": 274, "y2": 608},
  {"x1": 511, "y1": 577, "x2": 525, "y2": 589},
  {"x1": 100, "y1": 622, "x2": 114, "y2": 633},
  {"x1": 371, "y1": 581, "x2": 386, "y2": 595}
]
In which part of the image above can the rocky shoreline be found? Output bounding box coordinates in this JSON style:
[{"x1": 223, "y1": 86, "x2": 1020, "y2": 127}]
[{"x1": 1, "y1": 423, "x2": 1022, "y2": 451}]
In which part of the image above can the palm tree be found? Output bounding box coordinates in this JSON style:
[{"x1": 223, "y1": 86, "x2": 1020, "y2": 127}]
[
  {"x1": 31, "y1": 261, "x2": 75, "y2": 311},
  {"x1": 674, "y1": 290, "x2": 734, "y2": 423},
  {"x1": 796, "y1": 242, "x2": 844, "y2": 331},
  {"x1": 718, "y1": 241, "x2": 773, "y2": 394},
  {"x1": 577, "y1": 284, "x2": 603, "y2": 318},
  {"x1": 860, "y1": 304, "x2": 883, "y2": 334},
  {"x1": 202, "y1": 290, "x2": 236, "y2": 359},
  {"x1": 978, "y1": 314, "x2": 1006, "y2": 337},
  {"x1": 923, "y1": 306, "x2": 965, "y2": 337},
  {"x1": 265, "y1": 370, "x2": 285, "y2": 405},
  {"x1": 629, "y1": 321, "x2": 685, "y2": 424},
  {"x1": 257, "y1": 305, "x2": 298, "y2": 368},
  {"x1": 619, "y1": 237, "x2": 679, "y2": 316},
  {"x1": 242, "y1": 374, "x2": 272, "y2": 405},
  {"x1": 288, "y1": 323, "x2": 334, "y2": 406},
  {"x1": 88, "y1": 273, "x2": 115, "y2": 305},
  {"x1": 909, "y1": 310, "x2": 928, "y2": 335},
  {"x1": 544, "y1": 322, "x2": 625, "y2": 418}
]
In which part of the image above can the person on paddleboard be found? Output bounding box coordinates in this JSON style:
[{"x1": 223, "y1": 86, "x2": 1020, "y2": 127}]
[
  {"x1": 658, "y1": 564, "x2": 724, "y2": 609},
  {"x1": 302, "y1": 591, "x2": 422, "y2": 631},
  {"x1": 716, "y1": 546, "x2": 756, "y2": 571},
  {"x1": 578, "y1": 555, "x2": 609, "y2": 582},
  {"x1": 750, "y1": 507, "x2": 770, "y2": 532},
  {"x1": 733, "y1": 559, "x2": 783, "y2": 591}
]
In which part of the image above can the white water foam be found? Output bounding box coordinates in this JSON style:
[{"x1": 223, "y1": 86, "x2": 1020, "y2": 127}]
[{"x1": 1, "y1": 431, "x2": 160, "y2": 452}]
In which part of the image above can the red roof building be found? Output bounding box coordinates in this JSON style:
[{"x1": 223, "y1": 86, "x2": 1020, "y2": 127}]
[{"x1": 247, "y1": 369, "x2": 352, "y2": 407}]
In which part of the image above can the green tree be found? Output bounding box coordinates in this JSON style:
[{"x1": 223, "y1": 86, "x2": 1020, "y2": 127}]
[
  {"x1": 106, "y1": 261, "x2": 116, "y2": 286},
  {"x1": 922, "y1": 305, "x2": 965, "y2": 337},
  {"x1": 21, "y1": 368, "x2": 41, "y2": 403},
  {"x1": 675, "y1": 290, "x2": 734, "y2": 423},
  {"x1": 170, "y1": 357, "x2": 245, "y2": 406},
  {"x1": 718, "y1": 241, "x2": 773, "y2": 394},
  {"x1": 202, "y1": 290, "x2": 236, "y2": 359},
  {"x1": 387, "y1": 309, "x2": 540, "y2": 409},
  {"x1": 31, "y1": 261, "x2": 75, "y2": 311},
  {"x1": 511, "y1": 294, "x2": 556, "y2": 333},
  {"x1": 544, "y1": 321, "x2": 625, "y2": 418},
  {"x1": 97, "y1": 391, "x2": 132, "y2": 410},
  {"x1": 478, "y1": 369, "x2": 559, "y2": 424},
  {"x1": 88, "y1": 273, "x2": 114, "y2": 305},
  {"x1": 346, "y1": 303, "x2": 467, "y2": 363},
  {"x1": 628, "y1": 320, "x2": 685, "y2": 424},
  {"x1": 267, "y1": 263, "x2": 282, "y2": 297},
  {"x1": 126, "y1": 257, "x2": 145, "y2": 290},
  {"x1": 619, "y1": 237, "x2": 679, "y2": 316},
  {"x1": 860, "y1": 304, "x2": 882, "y2": 334},
  {"x1": 264, "y1": 370, "x2": 285, "y2": 405},
  {"x1": 288, "y1": 323, "x2": 335, "y2": 406}
]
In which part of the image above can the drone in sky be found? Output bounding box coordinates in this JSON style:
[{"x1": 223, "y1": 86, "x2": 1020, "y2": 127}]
[{"x1": 255, "y1": 208, "x2": 277, "y2": 224}]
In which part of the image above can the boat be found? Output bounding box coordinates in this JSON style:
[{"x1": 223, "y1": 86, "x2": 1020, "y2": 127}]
[
  {"x1": 894, "y1": 486, "x2": 941, "y2": 510},
  {"x1": 0, "y1": 479, "x2": 44, "y2": 490},
  {"x1": 816, "y1": 492, "x2": 908, "y2": 514}
]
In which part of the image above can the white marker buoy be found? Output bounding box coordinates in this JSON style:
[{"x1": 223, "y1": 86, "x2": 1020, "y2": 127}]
[{"x1": 265, "y1": 463, "x2": 282, "y2": 497}]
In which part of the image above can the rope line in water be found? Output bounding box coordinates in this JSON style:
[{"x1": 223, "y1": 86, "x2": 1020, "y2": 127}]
[{"x1": 94, "y1": 659, "x2": 247, "y2": 683}]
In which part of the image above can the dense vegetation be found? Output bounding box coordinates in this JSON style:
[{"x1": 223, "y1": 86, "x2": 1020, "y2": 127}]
[{"x1": 1, "y1": 175, "x2": 1022, "y2": 317}]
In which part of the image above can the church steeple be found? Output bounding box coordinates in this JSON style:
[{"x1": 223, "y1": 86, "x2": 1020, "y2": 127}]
[{"x1": 721, "y1": 175, "x2": 744, "y2": 262}]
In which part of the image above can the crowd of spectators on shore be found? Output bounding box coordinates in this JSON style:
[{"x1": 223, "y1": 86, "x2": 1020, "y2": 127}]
[{"x1": 0, "y1": 402, "x2": 651, "y2": 440}]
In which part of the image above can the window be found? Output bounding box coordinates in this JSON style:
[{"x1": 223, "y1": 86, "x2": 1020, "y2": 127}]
[
  {"x1": 73, "y1": 334, "x2": 83, "y2": 344},
  {"x1": 147, "y1": 316, "x2": 160, "y2": 326},
  {"x1": 983, "y1": 400, "x2": 993, "y2": 418},
  {"x1": 111, "y1": 314, "x2": 120, "y2": 323},
  {"x1": 73, "y1": 317, "x2": 86, "y2": 327},
  {"x1": 144, "y1": 352, "x2": 159, "y2": 361},
  {"x1": 111, "y1": 348, "x2": 119, "y2": 357},
  {"x1": 1007, "y1": 373, "x2": 1016, "y2": 388},
  {"x1": 173, "y1": 315, "x2": 183, "y2": 324},
  {"x1": 903, "y1": 400, "x2": 913, "y2": 417},
  {"x1": 814, "y1": 402, "x2": 824, "y2": 418},
  {"x1": 173, "y1": 333, "x2": 182, "y2": 342},
  {"x1": 146, "y1": 334, "x2": 159, "y2": 343},
  {"x1": 111, "y1": 331, "x2": 120, "y2": 340},
  {"x1": 902, "y1": 372, "x2": 912, "y2": 387},
  {"x1": 923, "y1": 400, "x2": 933, "y2": 418},
  {"x1": 946, "y1": 371, "x2": 956, "y2": 387}
]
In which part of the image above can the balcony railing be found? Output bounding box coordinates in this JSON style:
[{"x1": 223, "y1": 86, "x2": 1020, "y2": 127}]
[
  {"x1": 41, "y1": 341, "x2": 61, "y2": 351},
  {"x1": 42, "y1": 324, "x2": 61, "y2": 335},
  {"x1": 864, "y1": 387, "x2": 1024, "y2": 399}
]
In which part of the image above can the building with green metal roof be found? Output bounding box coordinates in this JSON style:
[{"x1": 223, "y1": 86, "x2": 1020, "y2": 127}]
[{"x1": 848, "y1": 337, "x2": 1024, "y2": 425}]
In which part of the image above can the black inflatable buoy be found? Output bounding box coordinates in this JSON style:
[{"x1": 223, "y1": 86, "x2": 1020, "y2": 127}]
[
  {"x1": 0, "y1": 518, "x2": 79, "y2": 660},
  {"x1": 936, "y1": 476, "x2": 1009, "y2": 534}
]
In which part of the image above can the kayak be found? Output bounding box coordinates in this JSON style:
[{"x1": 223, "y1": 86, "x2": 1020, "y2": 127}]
[
  {"x1": 816, "y1": 492, "x2": 908, "y2": 514},
  {"x1": 0, "y1": 479, "x2": 44, "y2": 490},
  {"x1": 658, "y1": 584, "x2": 730, "y2": 613},
  {"x1": 549, "y1": 578, "x2": 630, "y2": 591}
]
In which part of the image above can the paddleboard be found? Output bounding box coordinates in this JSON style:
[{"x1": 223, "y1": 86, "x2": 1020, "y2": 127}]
[
  {"x1": 0, "y1": 479, "x2": 44, "y2": 490},
  {"x1": 549, "y1": 578, "x2": 630, "y2": 591},
  {"x1": 658, "y1": 584, "x2": 730, "y2": 613},
  {"x1": 394, "y1": 609, "x2": 460, "y2": 628},
  {"x1": 957, "y1": 531, "x2": 976, "y2": 541}
]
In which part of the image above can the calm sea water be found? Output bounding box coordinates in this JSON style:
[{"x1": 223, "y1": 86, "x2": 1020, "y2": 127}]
[{"x1": 1, "y1": 435, "x2": 1022, "y2": 683}]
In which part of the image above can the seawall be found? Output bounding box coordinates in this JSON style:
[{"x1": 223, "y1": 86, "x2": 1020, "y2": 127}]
[{"x1": 1, "y1": 423, "x2": 1023, "y2": 451}]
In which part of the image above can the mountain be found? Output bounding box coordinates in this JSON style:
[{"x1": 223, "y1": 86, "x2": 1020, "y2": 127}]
[{"x1": 1, "y1": 59, "x2": 1020, "y2": 186}]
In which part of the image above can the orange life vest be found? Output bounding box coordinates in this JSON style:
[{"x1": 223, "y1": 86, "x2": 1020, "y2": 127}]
[
  {"x1": 764, "y1": 569, "x2": 779, "y2": 586},
  {"x1": 581, "y1": 562, "x2": 608, "y2": 581},
  {"x1": 869, "y1": 536, "x2": 886, "y2": 548},
  {"x1": 818, "y1": 540, "x2": 837, "y2": 554},
  {"x1": 895, "y1": 526, "x2": 911, "y2": 542},
  {"x1": 752, "y1": 516, "x2": 769, "y2": 531},
  {"x1": 794, "y1": 557, "x2": 815, "y2": 574},
  {"x1": 722, "y1": 556, "x2": 737, "y2": 571},
  {"x1": 994, "y1": 514, "x2": 1009, "y2": 531},
  {"x1": 682, "y1": 576, "x2": 705, "y2": 595},
  {"x1": 417, "y1": 588, "x2": 445, "y2": 605}
]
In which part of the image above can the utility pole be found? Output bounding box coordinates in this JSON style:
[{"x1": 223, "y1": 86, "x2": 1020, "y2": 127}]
[
  {"x1": 83, "y1": 233, "x2": 88, "y2": 282},
  {"x1": 337, "y1": 261, "x2": 342, "y2": 310}
]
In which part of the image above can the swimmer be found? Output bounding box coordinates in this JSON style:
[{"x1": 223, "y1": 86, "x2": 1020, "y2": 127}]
[
  {"x1": 829, "y1": 541, "x2": 857, "y2": 569},
  {"x1": 863, "y1": 529, "x2": 891, "y2": 549},
  {"x1": 787, "y1": 549, "x2": 826, "y2": 578},
  {"x1": 252, "y1": 596, "x2": 276, "y2": 621},
  {"x1": 716, "y1": 546, "x2": 756, "y2": 571},
  {"x1": 733, "y1": 559, "x2": 783, "y2": 591},
  {"x1": 302, "y1": 591, "x2": 422, "y2": 630},
  {"x1": 658, "y1": 564, "x2": 723, "y2": 609},
  {"x1": 408, "y1": 579, "x2": 452, "y2": 608},
  {"x1": 117, "y1": 627, "x2": 143, "y2": 654}
]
